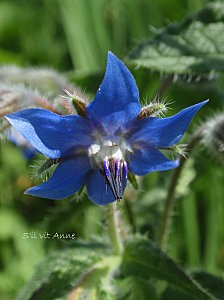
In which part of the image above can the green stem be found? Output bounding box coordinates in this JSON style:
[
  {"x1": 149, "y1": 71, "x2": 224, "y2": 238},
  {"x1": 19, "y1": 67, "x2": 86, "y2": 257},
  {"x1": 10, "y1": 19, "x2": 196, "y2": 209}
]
[
  {"x1": 158, "y1": 126, "x2": 205, "y2": 251},
  {"x1": 105, "y1": 202, "x2": 123, "y2": 254}
]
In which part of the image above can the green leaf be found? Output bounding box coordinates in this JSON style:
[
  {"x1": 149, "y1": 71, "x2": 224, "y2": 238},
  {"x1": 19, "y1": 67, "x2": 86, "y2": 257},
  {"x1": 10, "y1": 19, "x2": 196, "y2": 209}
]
[
  {"x1": 16, "y1": 244, "x2": 120, "y2": 300},
  {"x1": 120, "y1": 236, "x2": 217, "y2": 300},
  {"x1": 161, "y1": 286, "x2": 194, "y2": 300},
  {"x1": 193, "y1": 272, "x2": 224, "y2": 300},
  {"x1": 115, "y1": 276, "x2": 158, "y2": 300},
  {"x1": 162, "y1": 272, "x2": 224, "y2": 300},
  {"x1": 129, "y1": 2, "x2": 224, "y2": 76}
]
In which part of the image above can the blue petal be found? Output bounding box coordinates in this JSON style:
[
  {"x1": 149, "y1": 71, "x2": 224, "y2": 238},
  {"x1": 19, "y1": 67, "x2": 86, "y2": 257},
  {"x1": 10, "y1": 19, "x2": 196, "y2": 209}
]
[
  {"x1": 86, "y1": 170, "x2": 115, "y2": 205},
  {"x1": 6, "y1": 108, "x2": 92, "y2": 158},
  {"x1": 129, "y1": 148, "x2": 179, "y2": 176},
  {"x1": 86, "y1": 52, "x2": 141, "y2": 134},
  {"x1": 129, "y1": 100, "x2": 208, "y2": 148},
  {"x1": 25, "y1": 156, "x2": 91, "y2": 200}
]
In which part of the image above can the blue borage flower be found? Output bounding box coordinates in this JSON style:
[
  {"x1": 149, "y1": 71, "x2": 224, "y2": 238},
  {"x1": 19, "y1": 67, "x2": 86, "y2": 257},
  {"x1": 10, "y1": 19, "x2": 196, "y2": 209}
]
[{"x1": 5, "y1": 52, "x2": 208, "y2": 205}]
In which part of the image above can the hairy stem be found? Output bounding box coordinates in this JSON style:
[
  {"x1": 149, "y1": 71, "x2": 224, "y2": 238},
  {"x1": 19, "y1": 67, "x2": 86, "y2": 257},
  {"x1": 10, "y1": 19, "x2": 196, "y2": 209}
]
[
  {"x1": 105, "y1": 202, "x2": 123, "y2": 254},
  {"x1": 158, "y1": 126, "x2": 205, "y2": 251}
]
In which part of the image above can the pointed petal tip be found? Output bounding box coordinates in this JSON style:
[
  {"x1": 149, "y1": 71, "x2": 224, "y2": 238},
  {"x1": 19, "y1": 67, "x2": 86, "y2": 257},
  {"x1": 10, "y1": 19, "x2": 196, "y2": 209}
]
[
  {"x1": 4, "y1": 108, "x2": 92, "y2": 158},
  {"x1": 5, "y1": 114, "x2": 14, "y2": 123},
  {"x1": 24, "y1": 187, "x2": 39, "y2": 198},
  {"x1": 86, "y1": 50, "x2": 140, "y2": 133},
  {"x1": 181, "y1": 99, "x2": 209, "y2": 116},
  {"x1": 24, "y1": 186, "x2": 63, "y2": 200},
  {"x1": 23, "y1": 157, "x2": 90, "y2": 200},
  {"x1": 198, "y1": 99, "x2": 209, "y2": 106},
  {"x1": 106, "y1": 51, "x2": 127, "y2": 69},
  {"x1": 24, "y1": 187, "x2": 38, "y2": 196},
  {"x1": 106, "y1": 51, "x2": 121, "y2": 65},
  {"x1": 24, "y1": 187, "x2": 37, "y2": 196},
  {"x1": 107, "y1": 50, "x2": 116, "y2": 58},
  {"x1": 190, "y1": 99, "x2": 209, "y2": 111}
]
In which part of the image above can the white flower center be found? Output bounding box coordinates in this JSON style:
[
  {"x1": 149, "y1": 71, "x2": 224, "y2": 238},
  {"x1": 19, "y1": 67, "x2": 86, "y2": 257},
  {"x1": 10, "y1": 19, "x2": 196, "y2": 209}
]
[
  {"x1": 87, "y1": 138, "x2": 132, "y2": 201},
  {"x1": 87, "y1": 138, "x2": 131, "y2": 169}
]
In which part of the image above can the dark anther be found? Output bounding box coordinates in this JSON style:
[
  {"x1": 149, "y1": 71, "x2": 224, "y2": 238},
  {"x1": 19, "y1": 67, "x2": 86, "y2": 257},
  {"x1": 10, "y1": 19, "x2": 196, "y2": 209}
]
[{"x1": 100, "y1": 158, "x2": 128, "y2": 201}]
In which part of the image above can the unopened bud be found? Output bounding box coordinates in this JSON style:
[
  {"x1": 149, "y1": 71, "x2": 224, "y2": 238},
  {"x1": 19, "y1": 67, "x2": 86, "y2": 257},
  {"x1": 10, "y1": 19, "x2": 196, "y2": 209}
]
[
  {"x1": 137, "y1": 100, "x2": 168, "y2": 119},
  {"x1": 0, "y1": 66, "x2": 70, "y2": 98},
  {"x1": 202, "y1": 113, "x2": 224, "y2": 160},
  {"x1": 62, "y1": 89, "x2": 88, "y2": 118}
]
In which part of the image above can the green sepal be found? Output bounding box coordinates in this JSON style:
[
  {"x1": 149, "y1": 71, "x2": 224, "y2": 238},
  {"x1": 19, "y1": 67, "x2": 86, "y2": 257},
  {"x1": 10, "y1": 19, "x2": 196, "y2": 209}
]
[{"x1": 128, "y1": 171, "x2": 139, "y2": 190}]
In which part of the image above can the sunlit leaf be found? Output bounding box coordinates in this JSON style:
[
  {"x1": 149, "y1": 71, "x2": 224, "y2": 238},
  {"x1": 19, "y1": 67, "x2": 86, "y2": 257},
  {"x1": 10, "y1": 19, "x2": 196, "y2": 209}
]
[{"x1": 129, "y1": 2, "x2": 224, "y2": 77}]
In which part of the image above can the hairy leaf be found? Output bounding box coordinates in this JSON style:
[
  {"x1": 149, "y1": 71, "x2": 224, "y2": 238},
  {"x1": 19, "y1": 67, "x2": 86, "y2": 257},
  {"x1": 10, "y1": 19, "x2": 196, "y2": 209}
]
[
  {"x1": 120, "y1": 236, "x2": 216, "y2": 300},
  {"x1": 162, "y1": 272, "x2": 224, "y2": 300},
  {"x1": 129, "y1": 2, "x2": 224, "y2": 77},
  {"x1": 16, "y1": 244, "x2": 120, "y2": 300},
  {"x1": 115, "y1": 276, "x2": 158, "y2": 300}
]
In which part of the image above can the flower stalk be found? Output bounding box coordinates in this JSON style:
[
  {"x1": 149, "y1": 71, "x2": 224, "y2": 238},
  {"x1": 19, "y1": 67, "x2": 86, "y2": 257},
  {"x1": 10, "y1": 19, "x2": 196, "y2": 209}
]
[
  {"x1": 105, "y1": 203, "x2": 123, "y2": 254},
  {"x1": 158, "y1": 126, "x2": 205, "y2": 251}
]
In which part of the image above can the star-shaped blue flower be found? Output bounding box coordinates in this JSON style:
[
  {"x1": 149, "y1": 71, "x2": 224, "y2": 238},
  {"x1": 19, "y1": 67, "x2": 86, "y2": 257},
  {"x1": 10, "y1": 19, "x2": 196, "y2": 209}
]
[{"x1": 6, "y1": 52, "x2": 208, "y2": 205}]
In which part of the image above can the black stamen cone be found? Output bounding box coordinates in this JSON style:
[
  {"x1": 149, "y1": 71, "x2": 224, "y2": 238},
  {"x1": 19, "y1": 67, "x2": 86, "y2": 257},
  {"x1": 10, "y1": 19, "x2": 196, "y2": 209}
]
[{"x1": 101, "y1": 158, "x2": 127, "y2": 201}]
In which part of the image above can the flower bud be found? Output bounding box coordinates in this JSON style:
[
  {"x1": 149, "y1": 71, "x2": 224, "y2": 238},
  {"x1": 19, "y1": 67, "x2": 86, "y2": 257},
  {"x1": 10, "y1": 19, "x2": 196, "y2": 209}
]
[
  {"x1": 0, "y1": 66, "x2": 70, "y2": 98},
  {"x1": 202, "y1": 113, "x2": 224, "y2": 160},
  {"x1": 137, "y1": 100, "x2": 168, "y2": 119},
  {"x1": 62, "y1": 89, "x2": 89, "y2": 118}
]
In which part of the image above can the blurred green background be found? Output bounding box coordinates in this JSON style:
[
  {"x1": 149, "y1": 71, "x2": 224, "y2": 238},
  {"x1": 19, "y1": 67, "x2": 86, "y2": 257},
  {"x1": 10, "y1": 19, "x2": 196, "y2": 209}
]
[{"x1": 0, "y1": 0, "x2": 223, "y2": 299}]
